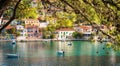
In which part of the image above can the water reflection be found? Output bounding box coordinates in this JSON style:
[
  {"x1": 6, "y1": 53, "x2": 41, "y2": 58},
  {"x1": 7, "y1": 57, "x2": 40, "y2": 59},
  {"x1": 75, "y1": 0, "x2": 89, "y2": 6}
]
[{"x1": 0, "y1": 41, "x2": 120, "y2": 66}]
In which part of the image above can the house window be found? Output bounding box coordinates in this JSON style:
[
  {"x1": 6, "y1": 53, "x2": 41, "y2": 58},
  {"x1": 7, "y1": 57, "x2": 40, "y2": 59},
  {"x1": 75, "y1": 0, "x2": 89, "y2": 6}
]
[
  {"x1": 69, "y1": 33, "x2": 71, "y2": 35},
  {"x1": 64, "y1": 32, "x2": 65, "y2": 34},
  {"x1": 28, "y1": 29, "x2": 32, "y2": 32},
  {"x1": 66, "y1": 32, "x2": 68, "y2": 34}
]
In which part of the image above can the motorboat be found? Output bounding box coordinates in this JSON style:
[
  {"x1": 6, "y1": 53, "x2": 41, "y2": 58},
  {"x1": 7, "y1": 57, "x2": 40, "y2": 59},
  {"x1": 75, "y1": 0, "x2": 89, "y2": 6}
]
[
  {"x1": 6, "y1": 54, "x2": 19, "y2": 58},
  {"x1": 57, "y1": 50, "x2": 64, "y2": 54},
  {"x1": 57, "y1": 50, "x2": 65, "y2": 56},
  {"x1": 68, "y1": 42, "x2": 72, "y2": 46},
  {"x1": 12, "y1": 39, "x2": 16, "y2": 44}
]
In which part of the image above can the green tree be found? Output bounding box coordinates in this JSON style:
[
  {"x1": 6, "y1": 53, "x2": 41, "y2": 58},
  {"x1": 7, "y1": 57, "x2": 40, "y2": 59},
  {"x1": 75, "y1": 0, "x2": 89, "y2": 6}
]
[
  {"x1": 0, "y1": 0, "x2": 21, "y2": 33},
  {"x1": 72, "y1": 31, "x2": 83, "y2": 39},
  {"x1": 16, "y1": 0, "x2": 39, "y2": 19},
  {"x1": 42, "y1": 22, "x2": 56, "y2": 39},
  {"x1": 50, "y1": 34, "x2": 55, "y2": 39},
  {"x1": 6, "y1": 28, "x2": 16, "y2": 34},
  {"x1": 0, "y1": 0, "x2": 39, "y2": 33},
  {"x1": 57, "y1": 0, "x2": 120, "y2": 49},
  {"x1": 56, "y1": 12, "x2": 76, "y2": 28}
]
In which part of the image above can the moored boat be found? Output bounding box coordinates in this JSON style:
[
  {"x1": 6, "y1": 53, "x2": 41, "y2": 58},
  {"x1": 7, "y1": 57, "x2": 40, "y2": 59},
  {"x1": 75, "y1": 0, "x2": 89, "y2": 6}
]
[
  {"x1": 12, "y1": 39, "x2": 16, "y2": 44},
  {"x1": 6, "y1": 54, "x2": 19, "y2": 58}
]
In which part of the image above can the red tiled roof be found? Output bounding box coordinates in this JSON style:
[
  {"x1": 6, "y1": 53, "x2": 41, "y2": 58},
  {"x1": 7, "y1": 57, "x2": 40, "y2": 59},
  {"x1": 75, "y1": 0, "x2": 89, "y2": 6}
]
[
  {"x1": 5, "y1": 25, "x2": 14, "y2": 29},
  {"x1": 80, "y1": 26, "x2": 92, "y2": 30}
]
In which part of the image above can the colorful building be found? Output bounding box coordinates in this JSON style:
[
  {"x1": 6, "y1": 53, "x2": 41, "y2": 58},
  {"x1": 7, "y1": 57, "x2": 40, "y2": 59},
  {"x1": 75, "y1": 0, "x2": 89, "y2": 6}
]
[
  {"x1": 74, "y1": 25, "x2": 93, "y2": 39},
  {"x1": 56, "y1": 28, "x2": 75, "y2": 40},
  {"x1": 74, "y1": 26, "x2": 93, "y2": 35},
  {"x1": 39, "y1": 22, "x2": 49, "y2": 28},
  {"x1": 23, "y1": 19, "x2": 40, "y2": 28},
  {"x1": 26, "y1": 25, "x2": 40, "y2": 39},
  {"x1": 16, "y1": 25, "x2": 27, "y2": 40}
]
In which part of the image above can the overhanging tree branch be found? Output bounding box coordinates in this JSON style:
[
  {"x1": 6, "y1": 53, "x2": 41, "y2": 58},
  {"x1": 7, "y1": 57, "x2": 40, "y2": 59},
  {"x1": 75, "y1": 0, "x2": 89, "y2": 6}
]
[
  {"x1": 0, "y1": 0, "x2": 21, "y2": 33},
  {"x1": 60, "y1": 0, "x2": 116, "y2": 41},
  {"x1": 102, "y1": 0, "x2": 120, "y2": 10}
]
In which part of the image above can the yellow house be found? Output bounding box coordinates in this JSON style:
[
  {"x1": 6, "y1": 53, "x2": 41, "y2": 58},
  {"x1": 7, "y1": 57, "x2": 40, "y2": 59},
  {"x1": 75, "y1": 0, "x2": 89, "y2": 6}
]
[{"x1": 22, "y1": 19, "x2": 40, "y2": 27}]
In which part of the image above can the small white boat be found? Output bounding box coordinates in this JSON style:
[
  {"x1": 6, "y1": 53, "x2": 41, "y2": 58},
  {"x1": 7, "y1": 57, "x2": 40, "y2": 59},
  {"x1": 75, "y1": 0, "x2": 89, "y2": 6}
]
[
  {"x1": 6, "y1": 54, "x2": 19, "y2": 58},
  {"x1": 68, "y1": 42, "x2": 72, "y2": 46},
  {"x1": 57, "y1": 50, "x2": 64, "y2": 54},
  {"x1": 68, "y1": 43, "x2": 72, "y2": 46},
  {"x1": 57, "y1": 50, "x2": 65, "y2": 57},
  {"x1": 12, "y1": 39, "x2": 16, "y2": 44}
]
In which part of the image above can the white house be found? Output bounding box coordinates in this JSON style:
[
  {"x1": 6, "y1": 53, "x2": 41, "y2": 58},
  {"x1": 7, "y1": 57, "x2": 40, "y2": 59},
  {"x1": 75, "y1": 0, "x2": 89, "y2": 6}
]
[
  {"x1": 56, "y1": 28, "x2": 75, "y2": 40},
  {"x1": 16, "y1": 25, "x2": 27, "y2": 40},
  {"x1": 74, "y1": 26, "x2": 92, "y2": 35},
  {"x1": 39, "y1": 22, "x2": 49, "y2": 28},
  {"x1": 73, "y1": 25, "x2": 93, "y2": 39}
]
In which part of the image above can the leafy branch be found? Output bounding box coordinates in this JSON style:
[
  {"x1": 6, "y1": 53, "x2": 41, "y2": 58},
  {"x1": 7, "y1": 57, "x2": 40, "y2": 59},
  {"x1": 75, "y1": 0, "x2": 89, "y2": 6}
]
[{"x1": 0, "y1": 0, "x2": 21, "y2": 33}]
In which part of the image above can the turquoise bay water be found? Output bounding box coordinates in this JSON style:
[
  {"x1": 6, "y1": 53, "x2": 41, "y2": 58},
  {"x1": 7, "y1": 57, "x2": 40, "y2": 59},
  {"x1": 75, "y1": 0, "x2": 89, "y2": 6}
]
[{"x1": 0, "y1": 41, "x2": 120, "y2": 66}]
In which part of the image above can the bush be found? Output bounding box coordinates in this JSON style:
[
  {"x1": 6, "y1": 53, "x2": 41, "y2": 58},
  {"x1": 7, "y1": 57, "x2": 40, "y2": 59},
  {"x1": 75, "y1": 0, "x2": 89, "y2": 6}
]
[{"x1": 72, "y1": 31, "x2": 83, "y2": 39}]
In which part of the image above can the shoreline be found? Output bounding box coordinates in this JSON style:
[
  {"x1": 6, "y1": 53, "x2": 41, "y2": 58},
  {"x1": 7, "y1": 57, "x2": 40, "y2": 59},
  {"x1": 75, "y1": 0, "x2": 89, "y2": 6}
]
[
  {"x1": 0, "y1": 39, "x2": 90, "y2": 42},
  {"x1": 0, "y1": 39, "x2": 109, "y2": 42}
]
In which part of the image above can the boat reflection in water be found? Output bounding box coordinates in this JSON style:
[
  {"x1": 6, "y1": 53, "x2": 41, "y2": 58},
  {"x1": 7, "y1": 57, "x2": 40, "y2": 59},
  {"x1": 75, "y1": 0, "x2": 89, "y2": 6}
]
[{"x1": 6, "y1": 44, "x2": 19, "y2": 59}]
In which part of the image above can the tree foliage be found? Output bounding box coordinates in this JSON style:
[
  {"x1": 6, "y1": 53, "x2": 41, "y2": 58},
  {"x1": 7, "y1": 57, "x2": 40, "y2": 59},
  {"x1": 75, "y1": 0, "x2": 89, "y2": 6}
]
[
  {"x1": 16, "y1": 0, "x2": 39, "y2": 19},
  {"x1": 57, "y1": 0, "x2": 120, "y2": 45},
  {"x1": 55, "y1": 12, "x2": 76, "y2": 28},
  {"x1": 0, "y1": 0, "x2": 39, "y2": 33},
  {"x1": 0, "y1": 0, "x2": 21, "y2": 33},
  {"x1": 41, "y1": 0, "x2": 120, "y2": 49},
  {"x1": 72, "y1": 31, "x2": 83, "y2": 39}
]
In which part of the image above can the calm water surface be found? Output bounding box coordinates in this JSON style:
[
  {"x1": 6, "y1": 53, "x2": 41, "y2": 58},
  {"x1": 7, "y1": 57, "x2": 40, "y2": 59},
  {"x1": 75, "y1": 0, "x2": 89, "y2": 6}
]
[{"x1": 0, "y1": 41, "x2": 120, "y2": 66}]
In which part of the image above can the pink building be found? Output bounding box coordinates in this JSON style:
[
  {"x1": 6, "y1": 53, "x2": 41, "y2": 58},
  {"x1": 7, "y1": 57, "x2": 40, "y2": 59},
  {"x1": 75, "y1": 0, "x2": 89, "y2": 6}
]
[{"x1": 26, "y1": 26, "x2": 40, "y2": 38}]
